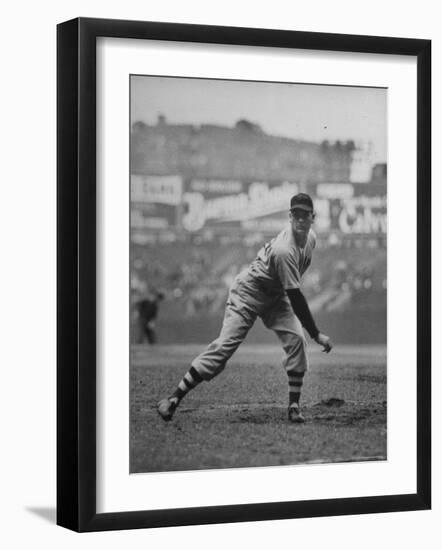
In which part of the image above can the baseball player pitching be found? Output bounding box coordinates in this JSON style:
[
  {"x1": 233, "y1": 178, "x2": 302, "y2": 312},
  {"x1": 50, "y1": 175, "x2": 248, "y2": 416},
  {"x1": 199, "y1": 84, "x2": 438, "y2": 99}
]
[{"x1": 157, "y1": 192, "x2": 333, "y2": 423}]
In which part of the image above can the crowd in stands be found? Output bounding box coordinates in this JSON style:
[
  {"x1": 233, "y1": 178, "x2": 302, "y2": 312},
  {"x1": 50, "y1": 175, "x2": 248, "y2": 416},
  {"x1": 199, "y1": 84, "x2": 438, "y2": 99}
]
[{"x1": 131, "y1": 239, "x2": 386, "y2": 320}]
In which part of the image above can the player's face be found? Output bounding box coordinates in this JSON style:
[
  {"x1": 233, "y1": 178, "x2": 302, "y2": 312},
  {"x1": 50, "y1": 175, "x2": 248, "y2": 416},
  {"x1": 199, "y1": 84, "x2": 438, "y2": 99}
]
[{"x1": 289, "y1": 208, "x2": 314, "y2": 235}]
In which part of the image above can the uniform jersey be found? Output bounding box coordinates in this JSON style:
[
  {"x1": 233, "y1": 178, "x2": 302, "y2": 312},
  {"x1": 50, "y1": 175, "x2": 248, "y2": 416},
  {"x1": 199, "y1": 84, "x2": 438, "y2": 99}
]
[
  {"x1": 247, "y1": 226, "x2": 316, "y2": 293},
  {"x1": 191, "y1": 226, "x2": 315, "y2": 380}
]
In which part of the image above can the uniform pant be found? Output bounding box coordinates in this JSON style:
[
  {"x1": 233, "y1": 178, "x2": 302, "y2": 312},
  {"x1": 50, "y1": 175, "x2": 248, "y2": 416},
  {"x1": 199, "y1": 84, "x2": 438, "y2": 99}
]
[{"x1": 191, "y1": 272, "x2": 308, "y2": 381}]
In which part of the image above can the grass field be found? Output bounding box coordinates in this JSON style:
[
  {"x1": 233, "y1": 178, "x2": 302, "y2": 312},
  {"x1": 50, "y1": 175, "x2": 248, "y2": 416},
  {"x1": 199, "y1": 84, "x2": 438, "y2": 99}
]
[{"x1": 130, "y1": 344, "x2": 386, "y2": 473}]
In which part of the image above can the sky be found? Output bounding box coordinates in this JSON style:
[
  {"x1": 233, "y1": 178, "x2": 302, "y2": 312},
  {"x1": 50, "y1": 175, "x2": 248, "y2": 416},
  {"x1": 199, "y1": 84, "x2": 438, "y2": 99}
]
[{"x1": 131, "y1": 75, "x2": 387, "y2": 162}]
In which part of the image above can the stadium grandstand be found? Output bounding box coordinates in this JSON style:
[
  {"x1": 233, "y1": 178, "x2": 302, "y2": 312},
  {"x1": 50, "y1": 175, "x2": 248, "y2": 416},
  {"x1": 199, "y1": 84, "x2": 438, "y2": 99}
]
[{"x1": 130, "y1": 116, "x2": 386, "y2": 345}]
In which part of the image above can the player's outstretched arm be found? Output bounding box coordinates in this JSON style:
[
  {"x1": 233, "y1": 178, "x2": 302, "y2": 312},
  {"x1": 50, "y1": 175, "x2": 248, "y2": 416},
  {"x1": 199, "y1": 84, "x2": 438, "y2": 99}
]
[{"x1": 286, "y1": 288, "x2": 333, "y2": 353}]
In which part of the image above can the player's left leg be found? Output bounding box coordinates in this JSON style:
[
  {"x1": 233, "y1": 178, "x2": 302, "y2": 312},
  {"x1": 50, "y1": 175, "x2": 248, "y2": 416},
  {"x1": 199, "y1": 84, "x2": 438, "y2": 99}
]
[{"x1": 261, "y1": 298, "x2": 308, "y2": 422}]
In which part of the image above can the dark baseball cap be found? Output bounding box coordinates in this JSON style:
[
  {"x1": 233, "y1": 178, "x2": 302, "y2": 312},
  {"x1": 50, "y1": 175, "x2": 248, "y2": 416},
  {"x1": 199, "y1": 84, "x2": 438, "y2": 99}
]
[{"x1": 290, "y1": 193, "x2": 314, "y2": 212}]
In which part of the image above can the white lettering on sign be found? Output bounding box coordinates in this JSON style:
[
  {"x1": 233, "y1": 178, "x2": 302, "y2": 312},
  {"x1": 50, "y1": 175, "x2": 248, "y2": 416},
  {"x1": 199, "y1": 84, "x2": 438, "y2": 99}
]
[
  {"x1": 182, "y1": 182, "x2": 298, "y2": 231},
  {"x1": 190, "y1": 180, "x2": 244, "y2": 193},
  {"x1": 338, "y1": 196, "x2": 386, "y2": 233},
  {"x1": 182, "y1": 192, "x2": 207, "y2": 232},
  {"x1": 131, "y1": 175, "x2": 182, "y2": 205}
]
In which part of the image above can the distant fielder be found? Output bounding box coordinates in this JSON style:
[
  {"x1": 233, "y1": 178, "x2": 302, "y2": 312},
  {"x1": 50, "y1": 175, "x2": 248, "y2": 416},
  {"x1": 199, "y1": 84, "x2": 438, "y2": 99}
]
[
  {"x1": 158, "y1": 193, "x2": 333, "y2": 423},
  {"x1": 135, "y1": 290, "x2": 164, "y2": 344}
]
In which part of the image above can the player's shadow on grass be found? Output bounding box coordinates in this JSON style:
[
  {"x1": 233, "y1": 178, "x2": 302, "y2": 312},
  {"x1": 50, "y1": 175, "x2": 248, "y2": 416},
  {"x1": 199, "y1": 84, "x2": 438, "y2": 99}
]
[{"x1": 26, "y1": 506, "x2": 56, "y2": 524}]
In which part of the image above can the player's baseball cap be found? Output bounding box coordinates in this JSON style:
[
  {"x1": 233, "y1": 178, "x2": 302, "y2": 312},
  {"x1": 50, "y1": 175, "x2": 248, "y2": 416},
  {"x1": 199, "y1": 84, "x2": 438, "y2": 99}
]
[{"x1": 290, "y1": 193, "x2": 314, "y2": 212}]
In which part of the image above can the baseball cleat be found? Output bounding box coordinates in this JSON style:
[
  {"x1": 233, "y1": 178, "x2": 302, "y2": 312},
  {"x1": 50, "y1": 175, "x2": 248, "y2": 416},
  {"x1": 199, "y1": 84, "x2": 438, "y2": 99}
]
[
  {"x1": 157, "y1": 397, "x2": 179, "y2": 421},
  {"x1": 288, "y1": 403, "x2": 305, "y2": 423}
]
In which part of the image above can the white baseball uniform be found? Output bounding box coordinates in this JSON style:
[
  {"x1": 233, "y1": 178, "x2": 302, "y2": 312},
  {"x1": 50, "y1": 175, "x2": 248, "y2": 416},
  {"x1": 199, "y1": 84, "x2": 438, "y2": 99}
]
[{"x1": 191, "y1": 225, "x2": 316, "y2": 380}]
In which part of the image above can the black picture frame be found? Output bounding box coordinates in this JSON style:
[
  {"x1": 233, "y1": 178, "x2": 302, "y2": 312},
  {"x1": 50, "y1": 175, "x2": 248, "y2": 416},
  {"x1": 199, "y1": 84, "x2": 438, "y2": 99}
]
[{"x1": 57, "y1": 17, "x2": 431, "y2": 532}]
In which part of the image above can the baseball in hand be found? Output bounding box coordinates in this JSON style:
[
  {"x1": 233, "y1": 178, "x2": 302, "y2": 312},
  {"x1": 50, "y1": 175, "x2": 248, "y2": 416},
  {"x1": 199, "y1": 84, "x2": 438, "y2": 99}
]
[{"x1": 315, "y1": 332, "x2": 333, "y2": 353}]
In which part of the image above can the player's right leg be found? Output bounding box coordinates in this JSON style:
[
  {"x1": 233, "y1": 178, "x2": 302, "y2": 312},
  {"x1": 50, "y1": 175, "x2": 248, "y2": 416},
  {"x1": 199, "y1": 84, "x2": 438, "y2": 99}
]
[{"x1": 157, "y1": 282, "x2": 256, "y2": 421}]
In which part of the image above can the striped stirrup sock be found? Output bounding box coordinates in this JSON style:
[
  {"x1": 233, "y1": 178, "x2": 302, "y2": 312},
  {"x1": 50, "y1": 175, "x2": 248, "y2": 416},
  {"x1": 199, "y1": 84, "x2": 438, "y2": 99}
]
[
  {"x1": 288, "y1": 372, "x2": 305, "y2": 406},
  {"x1": 172, "y1": 366, "x2": 203, "y2": 401}
]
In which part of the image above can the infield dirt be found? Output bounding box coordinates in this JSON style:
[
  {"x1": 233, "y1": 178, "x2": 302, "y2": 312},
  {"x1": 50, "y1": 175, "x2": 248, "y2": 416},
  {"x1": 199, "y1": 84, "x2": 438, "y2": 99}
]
[{"x1": 130, "y1": 344, "x2": 386, "y2": 473}]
